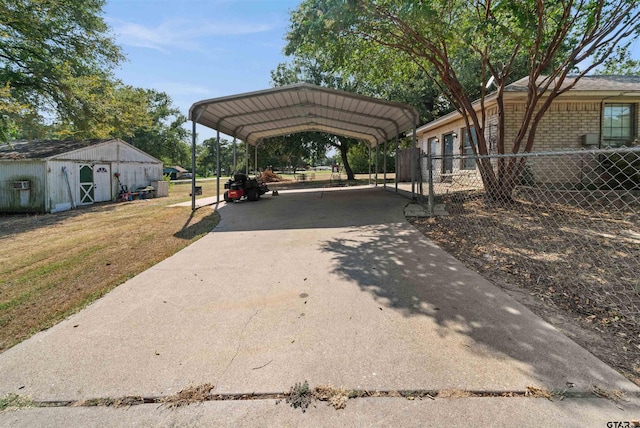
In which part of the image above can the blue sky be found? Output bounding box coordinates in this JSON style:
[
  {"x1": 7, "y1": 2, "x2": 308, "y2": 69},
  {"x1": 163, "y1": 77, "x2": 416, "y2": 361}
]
[{"x1": 104, "y1": 0, "x2": 300, "y2": 142}]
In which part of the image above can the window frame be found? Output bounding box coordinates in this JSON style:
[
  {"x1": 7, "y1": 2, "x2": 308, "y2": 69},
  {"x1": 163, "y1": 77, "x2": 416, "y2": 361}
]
[{"x1": 603, "y1": 103, "x2": 635, "y2": 147}]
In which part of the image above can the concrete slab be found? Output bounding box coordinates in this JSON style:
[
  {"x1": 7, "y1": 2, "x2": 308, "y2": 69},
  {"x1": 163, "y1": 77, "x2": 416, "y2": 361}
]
[
  {"x1": 404, "y1": 203, "x2": 428, "y2": 217},
  {"x1": 0, "y1": 187, "x2": 638, "y2": 425},
  {"x1": 1, "y1": 397, "x2": 638, "y2": 427},
  {"x1": 403, "y1": 202, "x2": 449, "y2": 217},
  {"x1": 170, "y1": 184, "x2": 379, "y2": 208}
]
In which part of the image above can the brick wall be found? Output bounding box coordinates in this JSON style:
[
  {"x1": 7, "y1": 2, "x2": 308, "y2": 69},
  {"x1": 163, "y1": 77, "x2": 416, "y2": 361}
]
[
  {"x1": 503, "y1": 101, "x2": 601, "y2": 152},
  {"x1": 416, "y1": 99, "x2": 640, "y2": 184}
]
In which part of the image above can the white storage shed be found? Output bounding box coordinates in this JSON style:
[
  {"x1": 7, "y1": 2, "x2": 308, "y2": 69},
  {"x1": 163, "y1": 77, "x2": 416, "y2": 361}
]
[{"x1": 0, "y1": 139, "x2": 163, "y2": 213}]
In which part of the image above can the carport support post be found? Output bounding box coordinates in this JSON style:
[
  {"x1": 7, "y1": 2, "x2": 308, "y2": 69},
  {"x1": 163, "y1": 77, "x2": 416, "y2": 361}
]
[
  {"x1": 411, "y1": 123, "x2": 416, "y2": 200},
  {"x1": 368, "y1": 143, "x2": 372, "y2": 185},
  {"x1": 254, "y1": 141, "x2": 259, "y2": 176},
  {"x1": 233, "y1": 137, "x2": 237, "y2": 174},
  {"x1": 428, "y1": 153, "x2": 435, "y2": 215},
  {"x1": 191, "y1": 120, "x2": 197, "y2": 210},
  {"x1": 375, "y1": 144, "x2": 379, "y2": 187},
  {"x1": 245, "y1": 141, "x2": 249, "y2": 174},
  {"x1": 216, "y1": 130, "x2": 220, "y2": 204},
  {"x1": 394, "y1": 135, "x2": 399, "y2": 193},
  {"x1": 383, "y1": 140, "x2": 387, "y2": 189}
]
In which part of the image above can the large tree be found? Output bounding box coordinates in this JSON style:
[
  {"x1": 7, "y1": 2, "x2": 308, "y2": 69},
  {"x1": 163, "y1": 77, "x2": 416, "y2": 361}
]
[
  {"x1": 54, "y1": 78, "x2": 151, "y2": 139},
  {"x1": 258, "y1": 135, "x2": 314, "y2": 173},
  {"x1": 199, "y1": 137, "x2": 247, "y2": 177},
  {"x1": 0, "y1": 0, "x2": 123, "y2": 140},
  {"x1": 270, "y1": 59, "x2": 372, "y2": 180},
  {"x1": 128, "y1": 90, "x2": 190, "y2": 166},
  {"x1": 287, "y1": 0, "x2": 640, "y2": 200}
]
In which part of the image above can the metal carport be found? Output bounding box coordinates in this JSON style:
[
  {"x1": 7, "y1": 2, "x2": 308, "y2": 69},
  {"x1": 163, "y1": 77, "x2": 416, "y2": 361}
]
[{"x1": 188, "y1": 83, "x2": 419, "y2": 209}]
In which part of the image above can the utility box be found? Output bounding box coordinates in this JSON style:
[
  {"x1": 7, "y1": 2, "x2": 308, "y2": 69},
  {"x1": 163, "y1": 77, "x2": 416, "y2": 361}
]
[
  {"x1": 12, "y1": 180, "x2": 30, "y2": 190},
  {"x1": 152, "y1": 180, "x2": 169, "y2": 197},
  {"x1": 581, "y1": 134, "x2": 599, "y2": 147}
]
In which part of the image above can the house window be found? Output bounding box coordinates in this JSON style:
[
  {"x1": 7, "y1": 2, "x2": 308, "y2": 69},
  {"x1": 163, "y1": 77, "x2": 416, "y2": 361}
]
[
  {"x1": 603, "y1": 103, "x2": 635, "y2": 146},
  {"x1": 461, "y1": 127, "x2": 477, "y2": 170}
]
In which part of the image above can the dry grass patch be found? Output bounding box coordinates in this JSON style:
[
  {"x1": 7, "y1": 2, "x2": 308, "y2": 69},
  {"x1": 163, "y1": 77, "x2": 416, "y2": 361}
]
[
  {"x1": 525, "y1": 386, "x2": 553, "y2": 399},
  {"x1": 313, "y1": 385, "x2": 349, "y2": 410},
  {"x1": 0, "y1": 393, "x2": 34, "y2": 411},
  {"x1": 592, "y1": 385, "x2": 628, "y2": 404},
  {"x1": 437, "y1": 389, "x2": 473, "y2": 399},
  {"x1": 75, "y1": 396, "x2": 145, "y2": 408},
  {"x1": 161, "y1": 383, "x2": 215, "y2": 409},
  {"x1": 0, "y1": 181, "x2": 220, "y2": 352}
]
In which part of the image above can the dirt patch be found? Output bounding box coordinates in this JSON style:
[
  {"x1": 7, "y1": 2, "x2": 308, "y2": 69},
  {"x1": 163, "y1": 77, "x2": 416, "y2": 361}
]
[{"x1": 409, "y1": 195, "x2": 640, "y2": 386}]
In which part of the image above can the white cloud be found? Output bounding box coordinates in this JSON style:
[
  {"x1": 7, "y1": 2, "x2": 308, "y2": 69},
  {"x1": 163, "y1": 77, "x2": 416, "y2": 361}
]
[{"x1": 108, "y1": 17, "x2": 274, "y2": 53}]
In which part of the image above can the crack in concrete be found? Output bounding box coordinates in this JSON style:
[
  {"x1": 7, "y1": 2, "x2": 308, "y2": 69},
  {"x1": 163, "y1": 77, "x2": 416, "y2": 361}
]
[
  {"x1": 216, "y1": 309, "x2": 261, "y2": 385},
  {"x1": 5, "y1": 387, "x2": 637, "y2": 410}
]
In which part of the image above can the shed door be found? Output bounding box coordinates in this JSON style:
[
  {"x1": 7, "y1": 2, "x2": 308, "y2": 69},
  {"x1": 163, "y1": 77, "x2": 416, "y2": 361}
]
[
  {"x1": 93, "y1": 164, "x2": 111, "y2": 202},
  {"x1": 79, "y1": 165, "x2": 94, "y2": 205}
]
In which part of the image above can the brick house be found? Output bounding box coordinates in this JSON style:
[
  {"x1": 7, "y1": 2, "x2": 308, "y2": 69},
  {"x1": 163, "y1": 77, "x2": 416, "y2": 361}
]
[{"x1": 415, "y1": 75, "x2": 640, "y2": 179}]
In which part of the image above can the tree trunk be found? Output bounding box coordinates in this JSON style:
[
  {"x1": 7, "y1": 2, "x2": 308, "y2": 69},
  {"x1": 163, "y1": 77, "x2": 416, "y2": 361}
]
[
  {"x1": 477, "y1": 155, "x2": 527, "y2": 203},
  {"x1": 339, "y1": 141, "x2": 355, "y2": 180}
]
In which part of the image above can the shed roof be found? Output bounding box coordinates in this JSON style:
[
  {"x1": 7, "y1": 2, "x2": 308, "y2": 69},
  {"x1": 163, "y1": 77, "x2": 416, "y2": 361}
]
[
  {"x1": 0, "y1": 138, "x2": 162, "y2": 164},
  {"x1": 0, "y1": 139, "x2": 117, "y2": 160},
  {"x1": 189, "y1": 83, "x2": 419, "y2": 147}
]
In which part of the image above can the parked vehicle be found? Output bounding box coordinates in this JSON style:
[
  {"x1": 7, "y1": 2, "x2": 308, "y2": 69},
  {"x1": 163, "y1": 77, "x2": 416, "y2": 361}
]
[{"x1": 223, "y1": 173, "x2": 269, "y2": 202}]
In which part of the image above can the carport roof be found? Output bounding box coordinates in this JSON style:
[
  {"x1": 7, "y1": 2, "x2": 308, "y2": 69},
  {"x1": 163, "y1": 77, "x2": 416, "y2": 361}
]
[{"x1": 189, "y1": 83, "x2": 418, "y2": 147}]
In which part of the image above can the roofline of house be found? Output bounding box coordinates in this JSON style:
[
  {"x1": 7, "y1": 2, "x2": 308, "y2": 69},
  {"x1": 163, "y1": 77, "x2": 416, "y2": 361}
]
[{"x1": 412, "y1": 89, "x2": 640, "y2": 136}]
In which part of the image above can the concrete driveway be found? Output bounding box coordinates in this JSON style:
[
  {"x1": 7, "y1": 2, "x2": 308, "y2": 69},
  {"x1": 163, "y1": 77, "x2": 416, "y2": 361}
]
[{"x1": 1, "y1": 187, "x2": 638, "y2": 426}]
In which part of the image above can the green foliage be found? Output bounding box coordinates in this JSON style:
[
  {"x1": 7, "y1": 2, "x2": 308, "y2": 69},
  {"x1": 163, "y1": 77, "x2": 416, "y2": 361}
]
[
  {"x1": 270, "y1": 59, "x2": 372, "y2": 180},
  {"x1": 0, "y1": 0, "x2": 123, "y2": 140},
  {"x1": 346, "y1": 143, "x2": 370, "y2": 174},
  {"x1": 197, "y1": 138, "x2": 245, "y2": 177},
  {"x1": 602, "y1": 152, "x2": 640, "y2": 190},
  {"x1": 128, "y1": 91, "x2": 190, "y2": 166},
  {"x1": 55, "y1": 78, "x2": 151, "y2": 139},
  {"x1": 286, "y1": 0, "x2": 639, "y2": 149},
  {"x1": 347, "y1": 142, "x2": 397, "y2": 174},
  {"x1": 596, "y1": 46, "x2": 640, "y2": 76},
  {"x1": 286, "y1": 381, "x2": 313, "y2": 412},
  {"x1": 285, "y1": 0, "x2": 640, "y2": 199},
  {"x1": 0, "y1": 393, "x2": 33, "y2": 410},
  {"x1": 518, "y1": 163, "x2": 536, "y2": 186}
]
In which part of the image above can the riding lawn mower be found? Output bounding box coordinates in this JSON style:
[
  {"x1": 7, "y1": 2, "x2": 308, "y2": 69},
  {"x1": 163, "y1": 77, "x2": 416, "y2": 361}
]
[{"x1": 223, "y1": 173, "x2": 270, "y2": 202}]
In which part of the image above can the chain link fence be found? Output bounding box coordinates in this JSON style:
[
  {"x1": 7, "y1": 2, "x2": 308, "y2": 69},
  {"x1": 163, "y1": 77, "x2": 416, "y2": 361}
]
[{"x1": 415, "y1": 147, "x2": 640, "y2": 337}]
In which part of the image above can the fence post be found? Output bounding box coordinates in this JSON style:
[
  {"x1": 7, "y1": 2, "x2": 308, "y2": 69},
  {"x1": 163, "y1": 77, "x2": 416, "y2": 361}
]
[
  {"x1": 418, "y1": 149, "x2": 423, "y2": 198},
  {"x1": 428, "y1": 153, "x2": 435, "y2": 216}
]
